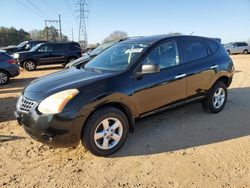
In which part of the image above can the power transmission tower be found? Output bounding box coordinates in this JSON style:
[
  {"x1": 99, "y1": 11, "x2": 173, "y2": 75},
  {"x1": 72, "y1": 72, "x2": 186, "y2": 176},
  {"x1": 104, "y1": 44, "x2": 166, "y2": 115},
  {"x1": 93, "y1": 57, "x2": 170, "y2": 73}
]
[
  {"x1": 76, "y1": 0, "x2": 88, "y2": 48},
  {"x1": 44, "y1": 14, "x2": 62, "y2": 41}
]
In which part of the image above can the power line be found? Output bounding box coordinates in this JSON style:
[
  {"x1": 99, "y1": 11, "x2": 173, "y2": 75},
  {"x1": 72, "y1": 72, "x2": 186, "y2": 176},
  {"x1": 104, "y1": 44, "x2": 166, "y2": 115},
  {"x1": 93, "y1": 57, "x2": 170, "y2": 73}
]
[
  {"x1": 26, "y1": 0, "x2": 49, "y2": 18},
  {"x1": 64, "y1": 0, "x2": 75, "y2": 19},
  {"x1": 15, "y1": 0, "x2": 44, "y2": 18}
]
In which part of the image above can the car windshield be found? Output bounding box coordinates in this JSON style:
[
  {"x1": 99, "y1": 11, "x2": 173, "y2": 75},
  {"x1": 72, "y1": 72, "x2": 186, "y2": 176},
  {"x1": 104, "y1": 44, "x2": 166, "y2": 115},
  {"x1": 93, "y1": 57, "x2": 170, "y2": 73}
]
[
  {"x1": 17, "y1": 41, "x2": 28, "y2": 48},
  {"x1": 90, "y1": 41, "x2": 118, "y2": 56},
  {"x1": 85, "y1": 43, "x2": 148, "y2": 71},
  {"x1": 29, "y1": 43, "x2": 43, "y2": 52}
]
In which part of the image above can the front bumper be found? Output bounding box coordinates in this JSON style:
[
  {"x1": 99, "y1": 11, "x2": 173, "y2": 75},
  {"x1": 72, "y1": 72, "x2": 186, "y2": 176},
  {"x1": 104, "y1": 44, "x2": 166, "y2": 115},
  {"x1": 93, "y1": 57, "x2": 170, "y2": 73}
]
[{"x1": 14, "y1": 101, "x2": 85, "y2": 148}]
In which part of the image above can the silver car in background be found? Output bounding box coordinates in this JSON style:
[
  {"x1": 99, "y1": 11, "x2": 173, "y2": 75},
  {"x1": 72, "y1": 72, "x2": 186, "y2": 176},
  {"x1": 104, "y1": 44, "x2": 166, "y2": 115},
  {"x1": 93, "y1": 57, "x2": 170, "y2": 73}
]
[{"x1": 225, "y1": 42, "x2": 249, "y2": 55}]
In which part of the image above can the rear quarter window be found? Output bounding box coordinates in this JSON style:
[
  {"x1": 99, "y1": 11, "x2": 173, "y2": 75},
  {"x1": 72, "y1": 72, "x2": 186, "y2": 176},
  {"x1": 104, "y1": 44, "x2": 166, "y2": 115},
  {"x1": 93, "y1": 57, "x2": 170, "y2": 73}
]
[
  {"x1": 182, "y1": 39, "x2": 208, "y2": 62},
  {"x1": 69, "y1": 44, "x2": 81, "y2": 51},
  {"x1": 206, "y1": 39, "x2": 220, "y2": 54}
]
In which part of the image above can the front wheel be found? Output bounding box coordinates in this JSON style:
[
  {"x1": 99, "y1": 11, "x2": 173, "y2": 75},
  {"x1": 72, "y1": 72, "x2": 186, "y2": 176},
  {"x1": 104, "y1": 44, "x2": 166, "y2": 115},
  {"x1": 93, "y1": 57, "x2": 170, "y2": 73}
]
[
  {"x1": 243, "y1": 50, "x2": 248, "y2": 55},
  {"x1": 202, "y1": 82, "x2": 227, "y2": 113},
  {"x1": 81, "y1": 107, "x2": 129, "y2": 156},
  {"x1": 24, "y1": 60, "x2": 36, "y2": 71}
]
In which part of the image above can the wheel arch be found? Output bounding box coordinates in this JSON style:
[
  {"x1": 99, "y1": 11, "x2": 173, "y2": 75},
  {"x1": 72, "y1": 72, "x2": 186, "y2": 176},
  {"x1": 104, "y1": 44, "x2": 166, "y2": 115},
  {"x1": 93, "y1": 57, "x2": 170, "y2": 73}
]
[
  {"x1": 81, "y1": 101, "x2": 135, "y2": 137},
  {"x1": 21, "y1": 58, "x2": 37, "y2": 66},
  {"x1": 215, "y1": 76, "x2": 231, "y2": 87}
]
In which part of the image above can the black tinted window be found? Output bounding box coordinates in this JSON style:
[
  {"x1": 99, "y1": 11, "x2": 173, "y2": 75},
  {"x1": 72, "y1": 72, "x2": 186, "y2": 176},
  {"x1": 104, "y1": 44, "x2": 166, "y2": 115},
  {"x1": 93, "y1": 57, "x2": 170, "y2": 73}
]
[
  {"x1": 206, "y1": 39, "x2": 219, "y2": 54},
  {"x1": 182, "y1": 39, "x2": 208, "y2": 62},
  {"x1": 143, "y1": 41, "x2": 180, "y2": 69},
  {"x1": 38, "y1": 44, "x2": 53, "y2": 52},
  {"x1": 69, "y1": 44, "x2": 81, "y2": 51},
  {"x1": 53, "y1": 44, "x2": 66, "y2": 51}
]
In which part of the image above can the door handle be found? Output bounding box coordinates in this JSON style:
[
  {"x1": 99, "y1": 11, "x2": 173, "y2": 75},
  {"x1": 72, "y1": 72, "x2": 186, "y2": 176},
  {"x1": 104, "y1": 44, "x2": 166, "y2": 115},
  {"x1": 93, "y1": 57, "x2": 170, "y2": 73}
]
[
  {"x1": 210, "y1": 65, "x2": 218, "y2": 69},
  {"x1": 175, "y1": 73, "x2": 186, "y2": 79}
]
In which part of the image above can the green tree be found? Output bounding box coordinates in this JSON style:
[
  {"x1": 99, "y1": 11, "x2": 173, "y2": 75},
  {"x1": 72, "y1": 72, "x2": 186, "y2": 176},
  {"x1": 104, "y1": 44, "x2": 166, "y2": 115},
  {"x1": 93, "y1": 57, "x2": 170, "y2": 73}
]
[
  {"x1": 0, "y1": 27, "x2": 30, "y2": 47},
  {"x1": 103, "y1": 31, "x2": 128, "y2": 43}
]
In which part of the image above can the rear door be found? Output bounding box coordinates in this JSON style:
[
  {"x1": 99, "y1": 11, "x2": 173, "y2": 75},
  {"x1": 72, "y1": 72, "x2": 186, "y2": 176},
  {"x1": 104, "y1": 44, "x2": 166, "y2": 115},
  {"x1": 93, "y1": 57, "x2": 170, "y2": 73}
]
[
  {"x1": 181, "y1": 38, "x2": 215, "y2": 97},
  {"x1": 50, "y1": 43, "x2": 67, "y2": 63}
]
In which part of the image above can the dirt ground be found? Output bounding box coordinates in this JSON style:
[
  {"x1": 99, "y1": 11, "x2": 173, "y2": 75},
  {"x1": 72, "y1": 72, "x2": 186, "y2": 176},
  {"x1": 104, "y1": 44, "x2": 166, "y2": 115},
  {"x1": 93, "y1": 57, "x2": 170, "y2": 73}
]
[{"x1": 0, "y1": 55, "x2": 250, "y2": 188}]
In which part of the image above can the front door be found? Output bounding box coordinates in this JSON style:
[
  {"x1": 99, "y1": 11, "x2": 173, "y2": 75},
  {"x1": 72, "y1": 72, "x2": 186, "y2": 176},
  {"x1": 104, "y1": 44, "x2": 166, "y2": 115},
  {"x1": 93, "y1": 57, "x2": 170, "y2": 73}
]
[{"x1": 133, "y1": 40, "x2": 187, "y2": 115}]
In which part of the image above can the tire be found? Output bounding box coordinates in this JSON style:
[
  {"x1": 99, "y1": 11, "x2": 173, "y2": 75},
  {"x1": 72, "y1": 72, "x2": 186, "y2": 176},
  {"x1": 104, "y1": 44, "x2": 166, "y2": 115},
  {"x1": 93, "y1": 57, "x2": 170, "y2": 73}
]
[
  {"x1": 24, "y1": 60, "x2": 36, "y2": 71},
  {"x1": 202, "y1": 82, "x2": 227, "y2": 113},
  {"x1": 243, "y1": 49, "x2": 248, "y2": 55},
  {"x1": 227, "y1": 50, "x2": 230, "y2": 55},
  {"x1": 0, "y1": 70, "x2": 9, "y2": 85},
  {"x1": 81, "y1": 107, "x2": 129, "y2": 156},
  {"x1": 63, "y1": 57, "x2": 77, "y2": 67}
]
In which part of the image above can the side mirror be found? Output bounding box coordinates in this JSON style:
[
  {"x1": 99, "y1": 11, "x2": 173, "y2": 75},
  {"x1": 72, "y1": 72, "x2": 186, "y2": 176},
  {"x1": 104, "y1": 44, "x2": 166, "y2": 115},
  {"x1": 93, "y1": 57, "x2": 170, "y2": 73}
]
[{"x1": 140, "y1": 64, "x2": 160, "y2": 75}]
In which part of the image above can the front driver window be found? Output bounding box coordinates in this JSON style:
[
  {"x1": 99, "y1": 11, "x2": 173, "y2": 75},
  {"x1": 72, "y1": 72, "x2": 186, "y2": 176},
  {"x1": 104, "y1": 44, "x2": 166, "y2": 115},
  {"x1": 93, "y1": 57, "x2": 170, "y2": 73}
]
[
  {"x1": 38, "y1": 45, "x2": 52, "y2": 52},
  {"x1": 143, "y1": 41, "x2": 180, "y2": 69}
]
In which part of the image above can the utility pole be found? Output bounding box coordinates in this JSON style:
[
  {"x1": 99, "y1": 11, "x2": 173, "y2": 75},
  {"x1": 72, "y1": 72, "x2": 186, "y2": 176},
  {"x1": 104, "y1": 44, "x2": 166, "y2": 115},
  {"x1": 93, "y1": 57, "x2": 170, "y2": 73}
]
[
  {"x1": 59, "y1": 14, "x2": 62, "y2": 40},
  {"x1": 44, "y1": 20, "x2": 49, "y2": 40},
  {"x1": 76, "y1": 0, "x2": 88, "y2": 48}
]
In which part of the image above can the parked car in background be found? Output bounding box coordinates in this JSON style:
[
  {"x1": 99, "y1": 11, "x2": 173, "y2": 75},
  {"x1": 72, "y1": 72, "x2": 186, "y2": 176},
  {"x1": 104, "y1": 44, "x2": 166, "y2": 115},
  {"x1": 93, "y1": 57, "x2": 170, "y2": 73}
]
[
  {"x1": 0, "y1": 50, "x2": 19, "y2": 85},
  {"x1": 65, "y1": 39, "x2": 125, "y2": 68},
  {"x1": 13, "y1": 42, "x2": 82, "y2": 71},
  {"x1": 15, "y1": 35, "x2": 234, "y2": 156},
  {"x1": 1, "y1": 40, "x2": 47, "y2": 55},
  {"x1": 225, "y1": 42, "x2": 249, "y2": 55}
]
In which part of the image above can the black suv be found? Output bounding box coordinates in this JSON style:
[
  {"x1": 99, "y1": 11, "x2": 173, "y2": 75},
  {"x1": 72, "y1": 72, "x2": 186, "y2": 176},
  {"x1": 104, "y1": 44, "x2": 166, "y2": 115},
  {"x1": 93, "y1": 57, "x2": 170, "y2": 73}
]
[
  {"x1": 15, "y1": 35, "x2": 234, "y2": 156},
  {"x1": 1, "y1": 40, "x2": 47, "y2": 54},
  {"x1": 14, "y1": 42, "x2": 82, "y2": 71}
]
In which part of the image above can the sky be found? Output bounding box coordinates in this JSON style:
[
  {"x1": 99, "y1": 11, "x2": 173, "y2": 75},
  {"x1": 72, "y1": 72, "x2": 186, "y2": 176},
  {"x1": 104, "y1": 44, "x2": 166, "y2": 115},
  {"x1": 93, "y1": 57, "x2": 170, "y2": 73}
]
[{"x1": 0, "y1": 0, "x2": 250, "y2": 44}]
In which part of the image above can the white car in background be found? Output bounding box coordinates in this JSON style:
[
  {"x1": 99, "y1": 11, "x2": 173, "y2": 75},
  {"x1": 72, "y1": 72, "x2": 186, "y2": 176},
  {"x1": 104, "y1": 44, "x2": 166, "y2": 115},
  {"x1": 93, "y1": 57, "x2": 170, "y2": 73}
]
[{"x1": 225, "y1": 42, "x2": 249, "y2": 55}]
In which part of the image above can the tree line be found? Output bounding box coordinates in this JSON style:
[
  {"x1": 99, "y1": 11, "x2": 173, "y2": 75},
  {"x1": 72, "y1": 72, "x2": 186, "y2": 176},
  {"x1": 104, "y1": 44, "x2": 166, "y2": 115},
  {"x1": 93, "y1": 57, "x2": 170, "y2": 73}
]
[{"x1": 0, "y1": 27, "x2": 68, "y2": 47}]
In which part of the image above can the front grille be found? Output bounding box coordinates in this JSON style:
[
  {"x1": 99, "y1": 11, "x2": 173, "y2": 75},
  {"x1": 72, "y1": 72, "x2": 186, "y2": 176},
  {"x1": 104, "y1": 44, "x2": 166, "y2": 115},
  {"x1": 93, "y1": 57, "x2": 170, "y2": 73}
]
[{"x1": 17, "y1": 96, "x2": 36, "y2": 113}]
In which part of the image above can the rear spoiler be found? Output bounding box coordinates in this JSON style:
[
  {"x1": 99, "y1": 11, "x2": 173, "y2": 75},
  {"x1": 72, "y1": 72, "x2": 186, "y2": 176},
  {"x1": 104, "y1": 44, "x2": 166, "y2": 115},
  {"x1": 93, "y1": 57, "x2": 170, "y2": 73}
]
[{"x1": 210, "y1": 38, "x2": 221, "y2": 43}]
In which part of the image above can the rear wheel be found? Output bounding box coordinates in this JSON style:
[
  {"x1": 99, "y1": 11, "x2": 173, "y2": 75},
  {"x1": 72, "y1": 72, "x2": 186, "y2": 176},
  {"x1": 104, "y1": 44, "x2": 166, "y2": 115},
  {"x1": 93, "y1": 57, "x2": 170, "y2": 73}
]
[
  {"x1": 24, "y1": 60, "x2": 36, "y2": 71},
  {"x1": 81, "y1": 107, "x2": 129, "y2": 156},
  {"x1": 227, "y1": 50, "x2": 230, "y2": 55},
  {"x1": 0, "y1": 70, "x2": 9, "y2": 85},
  {"x1": 202, "y1": 82, "x2": 227, "y2": 113},
  {"x1": 243, "y1": 49, "x2": 248, "y2": 55}
]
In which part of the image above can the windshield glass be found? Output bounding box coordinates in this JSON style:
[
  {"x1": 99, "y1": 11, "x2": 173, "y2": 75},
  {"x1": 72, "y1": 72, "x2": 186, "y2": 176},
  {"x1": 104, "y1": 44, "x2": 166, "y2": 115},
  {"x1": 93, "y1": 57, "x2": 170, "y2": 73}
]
[
  {"x1": 17, "y1": 41, "x2": 28, "y2": 48},
  {"x1": 85, "y1": 43, "x2": 148, "y2": 71},
  {"x1": 29, "y1": 43, "x2": 43, "y2": 52},
  {"x1": 90, "y1": 41, "x2": 118, "y2": 56}
]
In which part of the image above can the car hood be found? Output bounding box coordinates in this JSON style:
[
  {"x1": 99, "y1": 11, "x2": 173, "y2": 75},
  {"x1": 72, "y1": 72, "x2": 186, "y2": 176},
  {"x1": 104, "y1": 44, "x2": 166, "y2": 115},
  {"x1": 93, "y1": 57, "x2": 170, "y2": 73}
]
[
  {"x1": 1, "y1": 46, "x2": 18, "y2": 50},
  {"x1": 23, "y1": 68, "x2": 114, "y2": 101}
]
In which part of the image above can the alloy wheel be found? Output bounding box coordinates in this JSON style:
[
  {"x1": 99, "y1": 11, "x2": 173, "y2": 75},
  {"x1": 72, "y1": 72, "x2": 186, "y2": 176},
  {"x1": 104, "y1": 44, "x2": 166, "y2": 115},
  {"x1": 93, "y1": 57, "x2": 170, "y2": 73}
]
[
  {"x1": 94, "y1": 117, "x2": 123, "y2": 150},
  {"x1": 213, "y1": 87, "x2": 226, "y2": 109}
]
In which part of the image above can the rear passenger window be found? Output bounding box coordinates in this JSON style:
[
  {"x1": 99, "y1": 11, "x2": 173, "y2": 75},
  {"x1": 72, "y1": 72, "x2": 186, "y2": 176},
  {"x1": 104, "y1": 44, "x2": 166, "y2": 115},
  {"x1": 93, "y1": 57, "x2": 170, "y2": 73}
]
[
  {"x1": 182, "y1": 39, "x2": 208, "y2": 62},
  {"x1": 206, "y1": 39, "x2": 219, "y2": 54},
  {"x1": 53, "y1": 44, "x2": 66, "y2": 52}
]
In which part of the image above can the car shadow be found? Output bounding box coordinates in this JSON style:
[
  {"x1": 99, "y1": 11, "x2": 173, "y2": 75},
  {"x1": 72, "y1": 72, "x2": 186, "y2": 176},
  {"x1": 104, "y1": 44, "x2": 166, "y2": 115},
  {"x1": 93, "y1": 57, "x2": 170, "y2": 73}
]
[
  {"x1": 112, "y1": 87, "x2": 250, "y2": 157},
  {"x1": 0, "y1": 77, "x2": 38, "y2": 90},
  {"x1": 0, "y1": 96, "x2": 18, "y2": 123},
  {"x1": 0, "y1": 135, "x2": 25, "y2": 143},
  {"x1": 35, "y1": 65, "x2": 63, "y2": 71}
]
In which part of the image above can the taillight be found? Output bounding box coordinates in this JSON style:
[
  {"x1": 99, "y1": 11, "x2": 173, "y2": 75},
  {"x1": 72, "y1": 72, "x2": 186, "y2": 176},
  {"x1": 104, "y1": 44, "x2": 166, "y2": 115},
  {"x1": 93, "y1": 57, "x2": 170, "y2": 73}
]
[{"x1": 7, "y1": 59, "x2": 15, "y2": 64}]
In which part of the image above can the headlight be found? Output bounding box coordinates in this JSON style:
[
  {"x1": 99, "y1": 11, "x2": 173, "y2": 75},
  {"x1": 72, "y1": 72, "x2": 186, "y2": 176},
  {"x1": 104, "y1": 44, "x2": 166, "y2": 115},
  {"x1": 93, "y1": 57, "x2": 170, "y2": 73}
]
[
  {"x1": 13, "y1": 53, "x2": 19, "y2": 59},
  {"x1": 38, "y1": 89, "x2": 79, "y2": 115}
]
